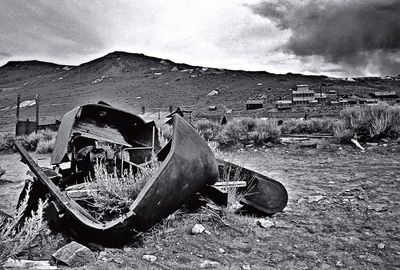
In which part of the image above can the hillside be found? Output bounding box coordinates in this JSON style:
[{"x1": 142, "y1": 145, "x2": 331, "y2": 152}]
[{"x1": 1, "y1": 51, "x2": 399, "y2": 131}]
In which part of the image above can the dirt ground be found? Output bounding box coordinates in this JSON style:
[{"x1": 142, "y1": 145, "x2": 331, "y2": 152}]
[{"x1": 1, "y1": 143, "x2": 399, "y2": 269}]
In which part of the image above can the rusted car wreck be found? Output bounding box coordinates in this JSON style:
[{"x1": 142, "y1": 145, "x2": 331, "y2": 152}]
[{"x1": 15, "y1": 102, "x2": 287, "y2": 245}]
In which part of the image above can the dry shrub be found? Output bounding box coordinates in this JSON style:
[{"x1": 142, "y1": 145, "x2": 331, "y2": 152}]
[
  {"x1": 159, "y1": 124, "x2": 173, "y2": 147},
  {"x1": 280, "y1": 118, "x2": 340, "y2": 135},
  {"x1": 0, "y1": 183, "x2": 45, "y2": 264},
  {"x1": 216, "y1": 118, "x2": 280, "y2": 147},
  {"x1": 0, "y1": 133, "x2": 15, "y2": 153},
  {"x1": 18, "y1": 129, "x2": 57, "y2": 152},
  {"x1": 249, "y1": 119, "x2": 280, "y2": 145},
  {"x1": 195, "y1": 119, "x2": 222, "y2": 141},
  {"x1": 86, "y1": 155, "x2": 161, "y2": 220},
  {"x1": 35, "y1": 138, "x2": 56, "y2": 154},
  {"x1": 333, "y1": 121, "x2": 355, "y2": 143},
  {"x1": 340, "y1": 104, "x2": 400, "y2": 139}
]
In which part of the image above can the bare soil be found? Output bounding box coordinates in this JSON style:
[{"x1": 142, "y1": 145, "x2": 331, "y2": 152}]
[{"x1": 1, "y1": 144, "x2": 399, "y2": 269}]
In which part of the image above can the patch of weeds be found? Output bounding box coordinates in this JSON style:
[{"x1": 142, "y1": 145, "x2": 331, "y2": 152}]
[
  {"x1": 86, "y1": 154, "x2": 161, "y2": 221},
  {"x1": 35, "y1": 138, "x2": 55, "y2": 154},
  {"x1": 216, "y1": 118, "x2": 280, "y2": 148},
  {"x1": 0, "y1": 182, "x2": 46, "y2": 264},
  {"x1": 159, "y1": 124, "x2": 172, "y2": 147},
  {"x1": 280, "y1": 118, "x2": 340, "y2": 135},
  {"x1": 340, "y1": 104, "x2": 400, "y2": 140},
  {"x1": 0, "y1": 133, "x2": 15, "y2": 153},
  {"x1": 195, "y1": 119, "x2": 222, "y2": 141}
]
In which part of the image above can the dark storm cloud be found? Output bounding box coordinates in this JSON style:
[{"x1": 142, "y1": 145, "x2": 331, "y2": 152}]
[{"x1": 250, "y1": 0, "x2": 400, "y2": 75}]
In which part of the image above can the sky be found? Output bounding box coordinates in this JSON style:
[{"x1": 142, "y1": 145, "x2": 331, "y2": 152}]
[{"x1": 0, "y1": 0, "x2": 399, "y2": 77}]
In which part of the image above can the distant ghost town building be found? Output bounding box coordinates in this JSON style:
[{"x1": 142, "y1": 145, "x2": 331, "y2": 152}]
[
  {"x1": 276, "y1": 84, "x2": 328, "y2": 110},
  {"x1": 246, "y1": 100, "x2": 264, "y2": 110}
]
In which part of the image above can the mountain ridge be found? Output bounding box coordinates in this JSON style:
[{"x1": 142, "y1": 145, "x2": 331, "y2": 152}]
[{"x1": 0, "y1": 51, "x2": 398, "y2": 132}]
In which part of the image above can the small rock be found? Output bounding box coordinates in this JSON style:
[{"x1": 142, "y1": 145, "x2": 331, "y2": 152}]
[
  {"x1": 192, "y1": 224, "x2": 206, "y2": 234},
  {"x1": 98, "y1": 251, "x2": 112, "y2": 262},
  {"x1": 242, "y1": 264, "x2": 251, "y2": 270},
  {"x1": 123, "y1": 247, "x2": 132, "y2": 252},
  {"x1": 366, "y1": 142, "x2": 378, "y2": 147},
  {"x1": 256, "y1": 219, "x2": 275, "y2": 228},
  {"x1": 52, "y1": 241, "x2": 95, "y2": 267},
  {"x1": 377, "y1": 243, "x2": 385, "y2": 249},
  {"x1": 205, "y1": 230, "x2": 212, "y2": 235},
  {"x1": 199, "y1": 260, "x2": 220, "y2": 268},
  {"x1": 218, "y1": 248, "x2": 225, "y2": 254},
  {"x1": 305, "y1": 251, "x2": 318, "y2": 258},
  {"x1": 86, "y1": 242, "x2": 104, "y2": 251},
  {"x1": 336, "y1": 260, "x2": 344, "y2": 267},
  {"x1": 142, "y1": 254, "x2": 157, "y2": 263},
  {"x1": 370, "y1": 204, "x2": 388, "y2": 212},
  {"x1": 308, "y1": 195, "x2": 324, "y2": 202},
  {"x1": 113, "y1": 256, "x2": 124, "y2": 264}
]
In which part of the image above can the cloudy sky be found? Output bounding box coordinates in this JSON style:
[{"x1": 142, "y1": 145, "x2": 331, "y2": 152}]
[{"x1": 0, "y1": 0, "x2": 399, "y2": 77}]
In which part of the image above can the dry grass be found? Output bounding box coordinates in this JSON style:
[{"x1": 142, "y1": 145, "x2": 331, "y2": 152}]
[
  {"x1": 340, "y1": 104, "x2": 400, "y2": 140},
  {"x1": 280, "y1": 118, "x2": 340, "y2": 135},
  {"x1": 0, "y1": 182, "x2": 46, "y2": 264},
  {"x1": 159, "y1": 124, "x2": 172, "y2": 147},
  {"x1": 195, "y1": 119, "x2": 222, "y2": 141},
  {"x1": 35, "y1": 138, "x2": 55, "y2": 154},
  {"x1": 216, "y1": 118, "x2": 280, "y2": 148},
  {"x1": 0, "y1": 133, "x2": 15, "y2": 154},
  {"x1": 0, "y1": 129, "x2": 57, "y2": 153},
  {"x1": 86, "y1": 154, "x2": 161, "y2": 221}
]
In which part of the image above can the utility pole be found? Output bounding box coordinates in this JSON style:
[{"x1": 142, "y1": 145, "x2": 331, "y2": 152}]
[
  {"x1": 16, "y1": 94, "x2": 20, "y2": 122},
  {"x1": 35, "y1": 94, "x2": 39, "y2": 132}
]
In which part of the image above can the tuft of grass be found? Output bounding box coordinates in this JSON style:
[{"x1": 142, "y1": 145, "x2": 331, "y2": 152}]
[
  {"x1": 86, "y1": 154, "x2": 161, "y2": 221},
  {"x1": 0, "y1": 182, "x2": 46, "y2": 264}
]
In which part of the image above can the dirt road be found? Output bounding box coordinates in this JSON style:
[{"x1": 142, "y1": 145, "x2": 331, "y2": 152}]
[{"x1": 1, "y1": 144, "x2": 399, "y2": 269}]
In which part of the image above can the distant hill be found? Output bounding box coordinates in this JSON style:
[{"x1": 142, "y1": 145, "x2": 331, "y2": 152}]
[{"x1": 0, "y1": 51, "x2": 399, "y2": 131}]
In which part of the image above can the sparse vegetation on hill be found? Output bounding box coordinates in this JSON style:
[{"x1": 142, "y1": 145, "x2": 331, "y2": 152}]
[{"x1": 2, "y1": 51, "x2": 398, "y2": 133}]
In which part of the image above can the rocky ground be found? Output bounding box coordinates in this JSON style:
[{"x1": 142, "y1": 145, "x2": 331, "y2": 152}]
[{"x1": 1, "y1": 142, "x2": 399, "y2": 269}]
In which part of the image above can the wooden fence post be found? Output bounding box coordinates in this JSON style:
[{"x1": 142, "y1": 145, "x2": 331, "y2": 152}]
[
  {"x1": 35, "y1": 94, "x2": 39, "y2": 132},
  {"x1": 16, "y1": 94, "x2": 20, "y2": 122}
]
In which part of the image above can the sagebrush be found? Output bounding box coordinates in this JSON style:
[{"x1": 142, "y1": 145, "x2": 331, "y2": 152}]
[
  {"x1": 340, "y1": 104, "x2": 400, "y2": 140},
  {"x1": 215, "y1": 118, "x2": 280, "y2": 147},
  {"x1": 0, "y1": 129, "x2": 56, "y2": 153},
  {"x1": 86, "y1": 155, "x2": 161, "y2": 220},
  {"x1": 0, "y1": 183, "x2": 45, "y2": 264},
  {"x1": 280, "y1": 118, "x2": 340, "y2": 135}
]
